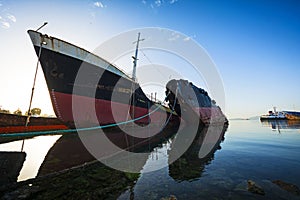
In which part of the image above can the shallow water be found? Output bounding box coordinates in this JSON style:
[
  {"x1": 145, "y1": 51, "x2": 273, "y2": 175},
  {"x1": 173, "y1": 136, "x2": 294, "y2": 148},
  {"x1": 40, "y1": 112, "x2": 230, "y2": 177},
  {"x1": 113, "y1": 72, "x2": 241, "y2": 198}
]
[
  {"x1": 119, "y1": 120, "x2": 300, "y2": 199},
  {"x1": 0, "y1": 135, "x2": 61, "y2": 181},
  {"x1": 1, "y1": 120, "x2": 300, "y2": 199}
]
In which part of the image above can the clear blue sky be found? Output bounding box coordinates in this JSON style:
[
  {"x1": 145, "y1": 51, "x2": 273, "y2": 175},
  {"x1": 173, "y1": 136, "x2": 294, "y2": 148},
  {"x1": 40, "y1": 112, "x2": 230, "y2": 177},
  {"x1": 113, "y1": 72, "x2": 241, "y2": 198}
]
[{"x1": 0, "y1": 0, "x2": 299, "y2": 118}]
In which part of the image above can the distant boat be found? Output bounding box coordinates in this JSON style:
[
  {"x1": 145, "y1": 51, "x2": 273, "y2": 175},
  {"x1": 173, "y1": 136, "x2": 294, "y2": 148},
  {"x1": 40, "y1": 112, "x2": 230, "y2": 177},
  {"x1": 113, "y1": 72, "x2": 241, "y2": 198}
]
[
  {"x1": 283, "y1": 111, "x2": 300, "y2": 120},
  {"x1": 260, "y1": 107, "x2": 287, "y2": 120}
]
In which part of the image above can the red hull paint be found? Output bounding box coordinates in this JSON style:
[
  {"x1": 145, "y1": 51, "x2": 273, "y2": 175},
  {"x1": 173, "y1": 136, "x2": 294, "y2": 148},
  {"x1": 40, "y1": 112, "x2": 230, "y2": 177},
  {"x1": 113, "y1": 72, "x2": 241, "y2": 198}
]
[
  {"x1": 50, "y1": 91, "x2": 175, "y2": 128},
  {"x1": 194, "y1": 107, "x2": 227, "y2": 125}
]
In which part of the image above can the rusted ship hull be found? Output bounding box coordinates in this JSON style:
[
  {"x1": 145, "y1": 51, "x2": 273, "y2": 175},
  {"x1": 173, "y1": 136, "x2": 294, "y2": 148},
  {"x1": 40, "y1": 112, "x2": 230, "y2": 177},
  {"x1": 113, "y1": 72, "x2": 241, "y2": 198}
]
[
  {"x1": 27, "y1": 30, "x2": 178, "y2": 128},
  {"x1": 0, "y1": 112, "x2": 63, "y2": 127},
  {"x1": 165, "y1": 79, "x2": 227, "y2": 126}
]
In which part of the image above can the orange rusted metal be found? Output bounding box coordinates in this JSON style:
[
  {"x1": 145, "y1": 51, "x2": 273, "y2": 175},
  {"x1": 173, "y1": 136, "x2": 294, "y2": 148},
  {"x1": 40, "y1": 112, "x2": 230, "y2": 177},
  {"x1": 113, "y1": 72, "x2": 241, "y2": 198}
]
[{"x1": 0, "y1": 125, "x2": 68, "y2": 134}]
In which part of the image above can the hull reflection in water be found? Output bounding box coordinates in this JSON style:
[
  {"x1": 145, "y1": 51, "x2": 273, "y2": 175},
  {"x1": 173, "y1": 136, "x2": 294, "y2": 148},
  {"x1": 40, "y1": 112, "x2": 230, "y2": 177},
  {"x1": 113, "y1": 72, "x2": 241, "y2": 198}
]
[
  {"x1": 1, "y1": 121, "x2": 228, "y2": 199},
  {"x1": 0, "y1": 135, "x2": 61, "y2": 183},
  {"x1": 1, "y1": 124, "x2": 180, "y2": 199},
  {"x1": 39, "y1": 123, "x2": 180, "y2": 175},
  {"x1": 168, "y1": 124, "x2": 227, "y2": 182},
  {"x1": 261, "y1": 120, "x2": 300, "y2": 131},
  {"x1": 37, "y1": 133, "x2": 95, "y2": 176},
  {"x1": 0, "y1": 152, "x2": 26, "y2": 185}
]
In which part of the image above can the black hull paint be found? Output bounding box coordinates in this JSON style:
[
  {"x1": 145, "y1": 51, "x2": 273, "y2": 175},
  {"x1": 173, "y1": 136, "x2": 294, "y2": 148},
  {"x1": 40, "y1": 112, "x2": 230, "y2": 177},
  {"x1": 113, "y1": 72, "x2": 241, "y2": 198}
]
[{"x1": 35, "y1": 46, "x2": 151, "y2": 109}]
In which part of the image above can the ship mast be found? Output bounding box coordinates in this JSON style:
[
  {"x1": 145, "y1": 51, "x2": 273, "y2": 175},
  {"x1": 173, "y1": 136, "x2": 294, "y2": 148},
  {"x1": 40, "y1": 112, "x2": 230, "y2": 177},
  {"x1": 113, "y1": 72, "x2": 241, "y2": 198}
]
[
  {"x1": 132, "y1": 32, "x2": 144, "y2": 82},
  {"x1": 129, "y1": 33, "x2": 144, "y2": 123}
]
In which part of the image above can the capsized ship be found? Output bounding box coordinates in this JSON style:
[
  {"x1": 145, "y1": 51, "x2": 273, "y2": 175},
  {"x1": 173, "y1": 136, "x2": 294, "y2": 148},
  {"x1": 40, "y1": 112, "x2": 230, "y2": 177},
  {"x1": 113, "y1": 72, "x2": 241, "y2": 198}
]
[
  {"x1": 27, "y1": 30, "x2": 178, "y2": 128},
  {"x1": 165, "y1": 79, "x2": 227, "y2": 126}
]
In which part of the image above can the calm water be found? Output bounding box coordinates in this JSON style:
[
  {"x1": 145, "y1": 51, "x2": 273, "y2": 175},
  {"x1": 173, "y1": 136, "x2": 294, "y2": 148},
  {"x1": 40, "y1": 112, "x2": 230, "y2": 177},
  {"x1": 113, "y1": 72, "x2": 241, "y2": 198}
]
[
  {"x1": 118, "y1": 120, "x2": 300, "y2": 200},
  {"x1": 1, "y1": 120, "x2": 300, "y2": 199}
]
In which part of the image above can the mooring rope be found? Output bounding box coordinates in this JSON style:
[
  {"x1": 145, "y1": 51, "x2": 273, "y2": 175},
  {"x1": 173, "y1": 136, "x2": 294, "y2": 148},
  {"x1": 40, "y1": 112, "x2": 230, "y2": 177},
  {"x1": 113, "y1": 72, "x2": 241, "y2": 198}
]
[
  {"x1": 25, "y1": 42, "x2": 43, "y2": 127},
  {"x1": 0, "y1": 93, "x2": 177, "y2": 138}
]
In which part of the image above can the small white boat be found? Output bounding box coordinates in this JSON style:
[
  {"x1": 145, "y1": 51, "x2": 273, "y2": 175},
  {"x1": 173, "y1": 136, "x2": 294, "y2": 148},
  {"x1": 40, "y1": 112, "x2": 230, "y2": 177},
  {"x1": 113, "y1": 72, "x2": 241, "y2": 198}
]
[{"x1": 260, "y1": 107, "x2": 287, "y2": 120}]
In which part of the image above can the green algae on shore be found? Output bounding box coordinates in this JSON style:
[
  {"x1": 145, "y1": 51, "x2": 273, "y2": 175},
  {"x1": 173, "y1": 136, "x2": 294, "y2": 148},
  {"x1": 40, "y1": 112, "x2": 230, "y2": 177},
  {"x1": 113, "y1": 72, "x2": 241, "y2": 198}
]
[{"x1": 0, "y1": 161, "x2": 139, "y2": 200}]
